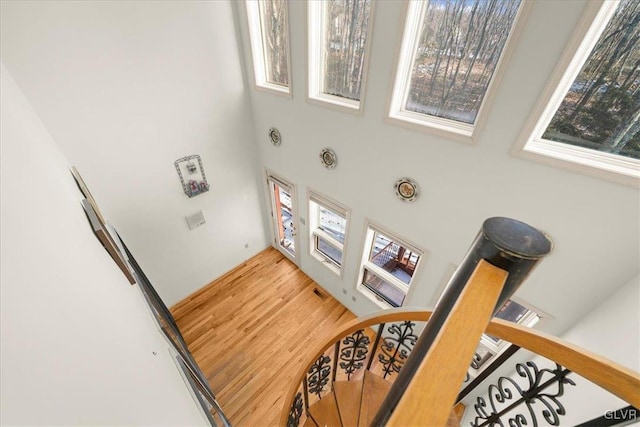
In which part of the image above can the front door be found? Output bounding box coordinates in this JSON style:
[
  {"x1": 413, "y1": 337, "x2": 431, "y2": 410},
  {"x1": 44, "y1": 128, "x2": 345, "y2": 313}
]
[{"x1": 267, "y1": 173, "x2": 298, "y2": 264}]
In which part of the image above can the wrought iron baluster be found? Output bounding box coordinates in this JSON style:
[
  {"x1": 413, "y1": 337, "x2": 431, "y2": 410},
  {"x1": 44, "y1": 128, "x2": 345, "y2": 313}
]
[
  {"x1": 378, "y1": 321, "x2": 418, "y2": 379},
  {"x1": 307, "y1": 354, "x2": 332, "y2": 400},
  {"x1": 339, "y1": 329, "x2": 371, "y2": 380},
  {"x1": 332, "y1": 341, "x2": 339, "y2": 382},
  {"x1": 471, "y1": 361, "x2": 575, "y2": 427},
  {"x1": 367, "y1": 323, "x2": 385, "y2": 371},
  {"x1": 287, "y1": 392, "x2": 304, "y2": 427}
]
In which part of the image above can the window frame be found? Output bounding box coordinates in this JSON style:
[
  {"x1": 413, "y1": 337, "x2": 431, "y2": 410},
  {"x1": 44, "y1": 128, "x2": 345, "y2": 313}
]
[
  {"x1": 246, "y1": 0, "x2": 293, "y2": 97},
  {"x1": 308, "y1": 190, "x2": 350, "y2": 276},
  {"x1": 356, "y1": 221, "x2": 425, "y2": 309},
  {"x1": 387, "y1": 0, "x2": 531, "y2": 143},
  {"x1": 307, "y1": 0, "x2": 376, "y2": 114},
  {"x1": 513, "y1": 0, "x2": 639, "y2": 187}
]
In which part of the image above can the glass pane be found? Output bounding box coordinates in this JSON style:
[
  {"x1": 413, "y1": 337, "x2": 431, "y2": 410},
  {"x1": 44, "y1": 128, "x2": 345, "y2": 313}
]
[
  {"x1": 318, "y1": 206, "x2": 346, "y2": 243},
  {"x1": 323, "y1": 0, "x2": 372, "y2": 100},
  {"x1": 542, "y1": 0, "x2": 640, "y2": 159},
  {"x1": 495, "y1": 299, "x2": 530, "y2": 323},
  {"x1": 485, "y1": 299, "x2": 534, "y2": 343},
  {"x1": 275, "y1": 184, "x2": 295, "y2": 256},
  {"x1": 316, "y1": 235, "x2": 343, "y2": 265},
  {"x1": 405, "y1": 0, "x2": 521, "y2": 124},
  {"x1": 258, "y1": 0, "x2": 290, "y2": 86},
  {"x1": 369, "y1": 231, "x2": 419, "y2": 285},
  {"x1": 362, "y1": 269, "x2": 405, "y2": 307}
]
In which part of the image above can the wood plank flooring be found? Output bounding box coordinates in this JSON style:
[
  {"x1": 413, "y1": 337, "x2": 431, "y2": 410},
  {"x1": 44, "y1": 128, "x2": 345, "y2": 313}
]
[{"x1": 171, "y1": 247, "x2": 355, "y2": 427}]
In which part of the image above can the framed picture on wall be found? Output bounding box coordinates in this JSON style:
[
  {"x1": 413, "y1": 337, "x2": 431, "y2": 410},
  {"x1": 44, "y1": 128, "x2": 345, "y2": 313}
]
[{"x1": 80, "y1": 198, "x2": 135, "y2": 285}]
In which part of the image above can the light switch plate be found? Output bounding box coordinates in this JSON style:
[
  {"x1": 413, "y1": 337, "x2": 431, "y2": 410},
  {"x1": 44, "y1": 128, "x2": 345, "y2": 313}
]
[{"x1": 186, "y1": 210, "x2": 206, "y2": 230}]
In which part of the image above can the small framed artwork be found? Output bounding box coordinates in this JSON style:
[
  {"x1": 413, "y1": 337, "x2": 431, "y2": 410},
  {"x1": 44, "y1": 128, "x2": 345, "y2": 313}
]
[
  {"x1": 175, "y1": 155, "x2": 210, "y2": 198},
  {"x1": 71, "y1": 166, "x2": 107, "y2": 225},
  {"x1": 73, "y1": 166, "x2": 135, "y2": 284},
  {"x1": 81, "y1": 199, "x2": 136, "y2": 284}
]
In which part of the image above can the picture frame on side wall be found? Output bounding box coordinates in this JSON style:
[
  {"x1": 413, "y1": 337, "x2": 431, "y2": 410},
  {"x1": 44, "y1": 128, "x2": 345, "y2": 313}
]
[{"x1": 80, "y1": 197, "x2": 136, "y2": 284}]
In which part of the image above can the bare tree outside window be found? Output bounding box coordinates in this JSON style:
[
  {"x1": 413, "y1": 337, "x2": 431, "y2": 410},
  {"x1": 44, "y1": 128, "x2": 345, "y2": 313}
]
[
  {"x1": 542, "y1": 0, "x2": 640, "y2": 160},
  {"x1": 258, "y1": 0, "x2": 289, "y2": 87},
  {"x1": 406, "y1": 0, "x2": 521, "y2": 124},
  {"x1": 323, "y1": 0, "x2": 372, "y2": 101}
]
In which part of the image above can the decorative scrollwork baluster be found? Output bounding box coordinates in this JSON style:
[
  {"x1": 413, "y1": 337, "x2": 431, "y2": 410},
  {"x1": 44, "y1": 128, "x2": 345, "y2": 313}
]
[
  {"x1": 472, "y1": 361, "x2": 576, "y2": 427},
  {"x1": 287, "y1": 392, "x2": 304, "y2": 427},
  {"x1": 307, "y1": 354, "x2": 332, "y2": 399},
  {"x1": 339, "y1": 329, "x2": 371, "y2": 380},
  {"x1": 377, "y1": 321, "x2": 418, "y2": 379}
]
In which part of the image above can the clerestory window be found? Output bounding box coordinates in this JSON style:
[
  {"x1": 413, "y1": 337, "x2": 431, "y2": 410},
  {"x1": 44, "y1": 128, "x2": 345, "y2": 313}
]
[
  {"x1": 517, "y1": 0, "x2": 639, "y2": 184},
  {"x1": 246, "y1": 0, "x2": 292, "y2": 95},
  {"x1": 388, "y1": 0, "x2": 525, "y2": 140},
  {"x1": 308, "y1": 0, "x2": 374, "y2": 112}
]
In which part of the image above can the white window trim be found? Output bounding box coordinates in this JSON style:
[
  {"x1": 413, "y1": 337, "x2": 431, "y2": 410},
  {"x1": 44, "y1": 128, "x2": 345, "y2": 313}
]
[
  {"x1": 468, "y1": 297, "x2": 550, "y2": 379},
  {"x1": 308, "y1": 190, "x2": 350, "y2": 277},
  {"x1": 387, "y1": 0, "x2": 532, "y2": 143},
  {"x1": 246, "y1": 0, "x2": 293, "y2": 97},
  {"x1": 307, "y1": 0, "x2": 375, "y2": 115},
  {"x1": 356, "y1": 220, "x2": 425, "y2": 309},
  {"x1": 513, "y1": 0, "x2": 639, "y2": 187}
]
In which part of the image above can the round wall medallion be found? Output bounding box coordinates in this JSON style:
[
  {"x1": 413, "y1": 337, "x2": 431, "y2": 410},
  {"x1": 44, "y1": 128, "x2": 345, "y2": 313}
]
[
  {"x1": 268, "y1": 127, "x2": 282, "y2": 146},
  {"x1": 394, "y1": 177, "x2": 419, "y2": 202},
  {"x1": 319, "y1": 148, "x2": 337, "y2": 169}
]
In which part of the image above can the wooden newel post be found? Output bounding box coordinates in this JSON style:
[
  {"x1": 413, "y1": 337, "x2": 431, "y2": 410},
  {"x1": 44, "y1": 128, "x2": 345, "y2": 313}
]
[{"x1": 371, "y1": 217, "x2": 553, "y2": 426}]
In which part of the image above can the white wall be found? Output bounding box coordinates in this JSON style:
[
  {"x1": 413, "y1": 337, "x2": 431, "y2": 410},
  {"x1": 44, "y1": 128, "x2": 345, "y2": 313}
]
[
  {"x1": 236, "y1": 0, "x2": 640, "y2": 337},
  {"x1": 0, "y1": 63, "x2": 209, "y2": 426},
  {"x1": 0, "y1": 0, "x2": 269, "y2": 306},
  {"x1": 1, "y1": 0, "x2": 638, "y2": 338},
  {"x1": 460, "y1": 275, "x2": 640, "y2": 425}
]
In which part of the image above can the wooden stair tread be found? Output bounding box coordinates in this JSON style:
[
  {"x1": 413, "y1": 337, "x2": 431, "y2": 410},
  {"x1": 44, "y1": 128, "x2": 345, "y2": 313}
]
[
  {"x1": 308, "y1": 391, "x2": 342, "y2": 427},
  {"x1": 333, "y1": 380, "x2": 364, "y2": 427},
  {"x1": 358, "y1": 371, "x2": 392, "y2": 427}
]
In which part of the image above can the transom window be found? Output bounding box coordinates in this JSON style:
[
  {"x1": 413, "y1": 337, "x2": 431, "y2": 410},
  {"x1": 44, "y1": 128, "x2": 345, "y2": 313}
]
[
  {"x1": 308, "y1": 0, "x2": 374, "y2": 111},
  {"x1": 246, "y1": 0, "x2": 291, "y2": 95},
  {"x1": 309, "y1": 192, "x2": 349, "y2": 275},
  {"x1": 389, "y1": 0, "x2": 524, "y2": 139},
  {"x1": 519, "y1": 0, "x2": 639, "y2": 183},
  {"x1": 357, "y1": 223, "x2": 423, "y2": 308}
]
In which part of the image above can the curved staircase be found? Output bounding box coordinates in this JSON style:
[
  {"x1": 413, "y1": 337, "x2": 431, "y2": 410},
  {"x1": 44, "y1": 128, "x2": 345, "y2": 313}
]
[{"x1": 282, "y1": 218, "x2": 640, "y2": 427}]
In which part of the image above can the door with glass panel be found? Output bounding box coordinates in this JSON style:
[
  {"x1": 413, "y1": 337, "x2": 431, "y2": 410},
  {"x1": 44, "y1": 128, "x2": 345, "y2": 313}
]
[{"x1": 267, "y1": 173, "x2": 299, "y2": 264}]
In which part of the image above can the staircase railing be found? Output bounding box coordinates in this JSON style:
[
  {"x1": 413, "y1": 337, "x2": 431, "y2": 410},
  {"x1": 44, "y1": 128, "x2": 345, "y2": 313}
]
[
  {"x1": 280, "y1": 309, "x2": 640, "y2": 426},
  {"x1": 370, "y1": 240, "x2": 399, "y2": 270},
  {"x1": 281, "y1": 217, "x2": 640, "y2": 427},
  {"x1": 281, "y1": 309, "x2": 433, "y2": 427}
]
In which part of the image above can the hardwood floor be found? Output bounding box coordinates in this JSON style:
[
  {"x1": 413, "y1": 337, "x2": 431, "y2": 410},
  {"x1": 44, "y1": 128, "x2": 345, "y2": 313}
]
[{"x1": 171, "y1": 247, "x2": 355, "y2": 427}]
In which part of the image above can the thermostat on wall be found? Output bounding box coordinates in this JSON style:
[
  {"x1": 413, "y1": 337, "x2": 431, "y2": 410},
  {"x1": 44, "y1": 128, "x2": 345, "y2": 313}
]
[{"x1": 186, "y1": 210, "x2": 206, "y2": 230}]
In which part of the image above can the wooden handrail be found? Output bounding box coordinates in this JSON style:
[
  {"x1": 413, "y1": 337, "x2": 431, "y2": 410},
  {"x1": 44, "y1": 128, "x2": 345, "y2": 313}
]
[
  {"x1": 388, "y1": 260, "x2": 509, "y2": 426},
  {"x1": 280, "y1": 309, "x2": 640, "y2": 426},
  {"x1": 485, "y1": 318, "x2": 640, "y2": 409}
]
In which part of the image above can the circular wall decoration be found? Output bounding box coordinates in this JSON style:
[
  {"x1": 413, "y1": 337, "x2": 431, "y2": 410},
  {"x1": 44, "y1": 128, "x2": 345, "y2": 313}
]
[
  {"x1": 394, "y1": 177, "x2": 419, "y2": 203},
  {"x1": 268, "y1": 127, "x2": 282, "y2": 146},
  {"x1": 319, "y1": 148, "x2": 337, "y2": 169}
]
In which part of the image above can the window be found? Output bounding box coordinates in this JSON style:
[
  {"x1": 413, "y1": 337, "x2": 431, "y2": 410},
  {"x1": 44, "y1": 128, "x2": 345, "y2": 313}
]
[
  {"x1": 389, "y1": 0, "x2": 524, "y2": 140},
  {"x1": 518, "y1": 0, "x2": 639, "y2": 183},
  {"x1": 308, "y1": 0, "x2": 374, "y2": 111},
  {"x1": 309, "y1": 192, "x2": 349, "y2": 275},
  {"x1": 465, "y1": 298, "x2": 543, "y2": 384},
  {"x1": 246, "y1": 0, "x2": 291, "y2": 95},
  {"x1": 357, "y1": 223, "x2": 423, "y2": 308}
]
